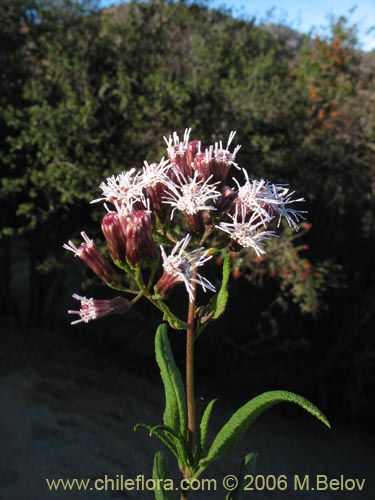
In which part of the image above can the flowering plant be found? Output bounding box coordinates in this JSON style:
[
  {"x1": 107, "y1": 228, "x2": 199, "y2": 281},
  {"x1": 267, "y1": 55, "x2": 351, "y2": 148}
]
[{"x1": 64, "y1": 129, "x2": 330, "y2": 499}]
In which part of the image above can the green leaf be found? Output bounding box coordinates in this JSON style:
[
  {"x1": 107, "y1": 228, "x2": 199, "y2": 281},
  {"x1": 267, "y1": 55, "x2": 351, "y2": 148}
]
[
  {"x1": 155, "y1": 323, "x2": 187, "y2": 439},
  {"x1": 156, "y1": 300, "x2": 187, "y2": 330},
  {"x1": 212, "y1": 254, "x2": 231, "y2": 319},
  {"x1": 226, "y1": 453, "x2": 258, "y2": 500},
  {"x1": 199, "y1": 399, "x2": 217, "y2": 455},
  {"x1": 199, "y1": 390, "x2": 330, "y2": 469},
  {"x1": 152, "y1": 451, "x2": 177, "y2": 500},
  {"x1": 135, "y1": 423, "x2": 179, "y2": 459},
  {"x1": 196, "y1": 255, "x2": 231, "y2": 334}
]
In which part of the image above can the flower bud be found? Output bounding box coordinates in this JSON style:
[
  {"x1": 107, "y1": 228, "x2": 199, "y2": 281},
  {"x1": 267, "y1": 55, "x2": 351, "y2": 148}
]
[
  {"x1": 101, "y1": 212, "x2": 127, "y2": 263},
  {"x1": 154, "y1": 269, "x2": 182, "y2": 298},
  {"x1": 68, "y1": 294, "x2": 129, "y2": 325},
  {"x1": 212, "y1": 150, "x2": 233, "y2": 183},
  {"x1": 191, "y1": 150, "x2": 213, "y2": 181},
  {"x1": 143, "y1": 182, "x2": 167, "y2": 220},
  {"x1": 125, "y1": 210, "x2": 156, "y2": 267},
  {"x1": 186, "y1": 140, "x2": 201, "y2": 166},
  {"x1": 185, "y1": 212, "x2": 204, "y2": 234},
  {"x1": 63, "y1": 232, "x2": 119, "y2": 285},
  {"x1": 168, "y1": 145, "x2": 192, "y2": 177}
]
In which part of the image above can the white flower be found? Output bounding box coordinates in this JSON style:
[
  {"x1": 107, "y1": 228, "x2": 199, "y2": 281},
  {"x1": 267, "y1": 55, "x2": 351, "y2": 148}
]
[
  {"x1": 158, "y1": 235, "x2": 216, "y2": 301},
  {"x1": 68, "y1": 294, "x2": 127, "y2": 325},
  {"x1": 212, "y1": 130, "x2": 241, "y2": 170},
  {"x1": 217, "y1": 205, "x2": 277, "y2": 256},
  {"x1": 140, "y1": 158, "x2": 171, "y2": 188},
  {"x1": 63, "y1": 231, "x2": 92, "y2": 257},
  {"x1": 163, "y1": 170, "x2": 221, "y2": 218},
  {"x1": 164, "y1": 128, "x2": 196, "y2": 159},
  {"x1": 265, "y1": 184, "x2": 306, "y2": 230},
  {"x1": 92, "y1": 168, "x2": 145, "y2": 206},
  {"x1": 234, "y1": 170, "x2": 276, "y2": 223}
]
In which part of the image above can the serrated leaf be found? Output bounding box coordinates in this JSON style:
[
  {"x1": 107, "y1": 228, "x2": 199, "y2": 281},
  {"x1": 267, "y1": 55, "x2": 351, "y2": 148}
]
[
  {"x1": 226, "y1": 453, "x2": 258, "y2": 500},
  {"x1": 199, "y1": 390, "x2": 330, "y2": 469},
  {"x1": 152, "y1": 451, "x2": 177, "y2": 500},
  {"x1": 155, "y1": 323, "x2": 187, "y2": 439}
]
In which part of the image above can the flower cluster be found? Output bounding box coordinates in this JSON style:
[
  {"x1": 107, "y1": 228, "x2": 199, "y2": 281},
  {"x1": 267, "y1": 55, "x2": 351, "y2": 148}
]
[{"x1": 64, "y1": 129, "x2": 305, "y2": 324}]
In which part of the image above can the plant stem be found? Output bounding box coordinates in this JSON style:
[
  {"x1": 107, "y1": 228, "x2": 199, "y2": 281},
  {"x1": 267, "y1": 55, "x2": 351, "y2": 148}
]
[
  {"x1": 187, "y1": 286, "x2": 197, "y2": 451},
  {"x1": 182, "y1": 275, "x2": 198, "y2": 500}
]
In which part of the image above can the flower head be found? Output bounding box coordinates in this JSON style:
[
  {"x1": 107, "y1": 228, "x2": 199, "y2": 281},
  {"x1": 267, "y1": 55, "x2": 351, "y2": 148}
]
[
  {"x1": 264, "y1": 184, "x2": 307, "y2": 230},
  {"x1": 92, "y1": 168, "x2": 145, "y2": 208},
  {"x1": 140, "y1": 159, "x2": 171, "y2": 217},
  {"x1": 63, "y1": 231, "x2": 119, "y2": 284},
  {"x1": 234, "y1": 170, "x2": 276, "y2": 223},
  {"x1": 217, "y1": 205, "x2": 277, "y2": 256},
  {"x1": 68, "y1": 294, "x2": 129, "y2": 325},
  {"x1": 164, "y1": 128, "x2": 197, "y2": 177},
  {"x1": 163, "y1": 170, "x2": 221, "y2": 218},
  {"x1": 141, "y1": 158, "x2": 171, "y2": 188},
  {"x1": 189, "y1": 131, "x2": 241, "y2": 184},
  {"x1": 154, "y1": 235, "x2": 215, "y2": 301},
  {"x1": 211, "y1": 130, "x2": 241, "y2": 181}
]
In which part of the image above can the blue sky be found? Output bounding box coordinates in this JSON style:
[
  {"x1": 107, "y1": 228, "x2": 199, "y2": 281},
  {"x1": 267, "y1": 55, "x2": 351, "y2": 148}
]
[{"x1": 100, "y1": 0, "x2": 375, "y2": 51}]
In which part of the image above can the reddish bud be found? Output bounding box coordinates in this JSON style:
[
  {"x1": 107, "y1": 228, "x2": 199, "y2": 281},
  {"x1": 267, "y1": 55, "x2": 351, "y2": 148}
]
[
  {"x1": 186, "y1": 140, "x2": 201, "y2": 166},
  {"x1": 185, "y1": 212, "x2": 205, "y2": 234},
  {"x1": 101, "y1": 212, "x2": 127, "y2": 263},
  {"x1": 212, "y1": 151, "x2": 233, "y2": 184},
  {"x1": 64, "y1": 232, "x2": 119, "y2": 285},
  {"x1": 192, "y1": 152, "x2": 212, "y2": 181},
  {"x1": 125, "y1": 210, "x2": 156, "y2": 267},
  {"x1": 215, "y1": 257, "x2": 224, "y2": 266},
  {"x1": 270, "y1": 270, "x2": 277, "y2": 279},
  {"x1": 168, "y1": 145, "x2": 192, "y2": 177},
  {"x1": 68, "y1": 294, "x2": 129, "y2": 325},
  {"x1": 144, "y1": 183, "x2": 168, "y2": 220},
  {"x1": 304, "y1": 262, "x2": 312, "y2": 271},
  {"x1": 154, "y1": 271, "x2": 181, "y2": 298}
]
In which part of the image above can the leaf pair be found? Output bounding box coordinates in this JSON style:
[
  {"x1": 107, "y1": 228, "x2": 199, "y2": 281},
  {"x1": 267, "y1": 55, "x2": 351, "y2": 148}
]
[{"x1": 137, "y1": 321, "x2": 331, "y2": 499}]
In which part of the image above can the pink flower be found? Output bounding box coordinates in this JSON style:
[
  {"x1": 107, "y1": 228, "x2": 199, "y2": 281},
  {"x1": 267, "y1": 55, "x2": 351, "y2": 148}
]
[
  {"x1": 63, "y1": 232, "x2": 119, "y2": 284},
  {"x1": 68, "y1": 294, "x2": 129, "y2": 325},
  {"x1": 155, "y1": 235, "x2": 215, "y2": 302}
]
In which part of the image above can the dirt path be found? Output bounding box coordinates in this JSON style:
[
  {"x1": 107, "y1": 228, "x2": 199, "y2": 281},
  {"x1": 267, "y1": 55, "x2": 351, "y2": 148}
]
[{"x1": 0, "y1": 321, "x2": 374, "y2": 500}]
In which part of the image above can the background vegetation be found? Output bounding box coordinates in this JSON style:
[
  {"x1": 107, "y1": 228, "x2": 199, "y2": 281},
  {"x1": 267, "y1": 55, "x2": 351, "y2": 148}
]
[{"x1": 1, "y1": 0, "x2": 374, "y2": 422}]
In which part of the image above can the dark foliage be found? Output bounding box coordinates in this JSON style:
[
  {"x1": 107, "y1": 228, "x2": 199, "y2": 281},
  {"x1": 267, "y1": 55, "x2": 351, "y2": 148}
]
[{"x1": 1, "y1": 0, "x2": 374, "y2": 420}]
